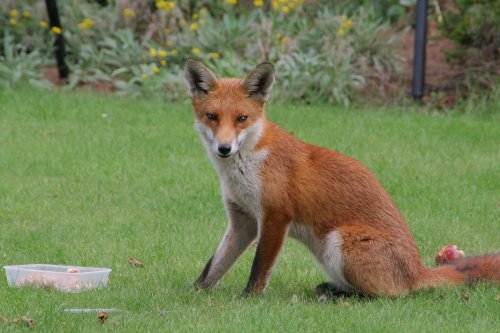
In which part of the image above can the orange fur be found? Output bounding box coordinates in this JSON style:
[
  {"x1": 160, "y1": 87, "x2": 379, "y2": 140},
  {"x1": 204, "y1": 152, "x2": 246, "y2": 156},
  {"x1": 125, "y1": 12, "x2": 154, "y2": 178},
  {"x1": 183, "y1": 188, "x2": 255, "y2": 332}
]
[{"x1": 185, "y1": 60, "x2": 499, "y2": 297}]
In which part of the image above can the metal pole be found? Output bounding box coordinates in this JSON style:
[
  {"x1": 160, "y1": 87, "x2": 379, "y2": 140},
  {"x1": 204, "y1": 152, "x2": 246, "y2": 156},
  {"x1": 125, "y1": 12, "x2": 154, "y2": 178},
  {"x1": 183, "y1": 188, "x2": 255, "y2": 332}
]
[
  {"x1": 45, "y1": 0, "x2": 69, "y2": 80},
  {"x1": 412, "y1": 0, "x2": 428, "y2": 101}
]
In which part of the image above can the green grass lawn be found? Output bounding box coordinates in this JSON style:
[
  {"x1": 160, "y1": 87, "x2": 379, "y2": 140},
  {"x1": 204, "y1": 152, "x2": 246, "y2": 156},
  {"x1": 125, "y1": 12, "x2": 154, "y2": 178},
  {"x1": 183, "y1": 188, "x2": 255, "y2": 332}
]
[{"x1": 0, "y1": 88, "x2": 499, "y2": 332}]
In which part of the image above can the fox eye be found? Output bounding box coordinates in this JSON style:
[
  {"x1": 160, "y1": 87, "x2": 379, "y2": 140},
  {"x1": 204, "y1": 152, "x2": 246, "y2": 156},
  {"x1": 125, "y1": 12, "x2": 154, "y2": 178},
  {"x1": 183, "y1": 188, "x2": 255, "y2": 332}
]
[
  {"x1": 206, "y1": 113, "x2": 218, "y2": 121},
  {"x1": 236, "y1": 115, "x2": 248, "y2": 123}
]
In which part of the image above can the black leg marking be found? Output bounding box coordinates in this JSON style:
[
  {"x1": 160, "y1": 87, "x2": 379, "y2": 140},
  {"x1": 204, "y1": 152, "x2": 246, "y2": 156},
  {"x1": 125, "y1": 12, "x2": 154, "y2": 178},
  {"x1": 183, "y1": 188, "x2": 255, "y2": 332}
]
[
  {"x1": 315, "y1": 282, "x2": 359, "y2": 302},
  {"x1": 243, "y1": 250, "x2": 262, "y2": 295},
  {"x1": 194, "y1": 256, "x2": 214, "y2": 288}
]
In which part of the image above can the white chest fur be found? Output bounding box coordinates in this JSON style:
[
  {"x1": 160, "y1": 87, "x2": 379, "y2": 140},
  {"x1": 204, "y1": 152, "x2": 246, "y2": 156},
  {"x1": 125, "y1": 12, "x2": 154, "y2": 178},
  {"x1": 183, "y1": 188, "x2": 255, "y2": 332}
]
[
  {"x1": 216, "y1": 149, "x2": 267, "y2": 220},
  {"x1": 289, "y1": 225, "x2": 354, "y2": 293},
  {"x1": 196, "y1": 119, "x2": 268, "y2": 221}
]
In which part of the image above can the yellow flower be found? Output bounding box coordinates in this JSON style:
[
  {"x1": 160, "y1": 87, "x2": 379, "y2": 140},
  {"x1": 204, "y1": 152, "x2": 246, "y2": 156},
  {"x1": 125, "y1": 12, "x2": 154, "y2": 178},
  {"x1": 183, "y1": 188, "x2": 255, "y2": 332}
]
[
  {"x1": 275, "y1": 33, "x2": 281, "y2": 40},
  {"x1": 336, "y1": 28, "x2": 345, "y2": 38},
  {"x1": 254, "y1": 0, "x2": 264, "y2": 7},
  {"x1": 78, "y1": 18, "x2": 95, "y2": 30},
  {"x1": 149, "y1": 48, "x2": 158, "y2": 57},
  {"x1": 209, "y1": 52, "x2": 220, "y2": 59},
  {"x1": 141, "y1": 73, "x2": 148, "y2": 80},
  {"x1": 23, "y1": 11, "x2": 30, "y2": 18},
  {"x1": 9, "y1": 9, "x2": 19, "y2": 17},
  {"x1": 160, "y1": 60, "x2": 167, "y2": 66},
  {"x1": 192, "y1": 13, "x2": 199, "y2": 20},
  {"x1": 281, "y1": 36, "x2": 287, "y2": 44},
  {"x1": 50, "y1": 26, "x2": 62, "y2": 34},
  {"x1": 199, "y1": 8, "x2": 209, "y2": 17},
  {"x1": 156, "y1": 0, "x2": 175, "y2": 11},
  {"x1": 171, "y1": 49, "x2": 178, "y2": 56},
  {"x1": 158, "y1": 49, "x2": 168, "y2": 58},
  {"x1": 9, "y1": 18, "x2": 17, "y2": 26},
  {"x1": 225, "y1": 0, "x2": 238, "y2": 5},
  {"x1": 191, "y1": 47, "x2": 201, "y2": 56},
  {"x1": 270, "y1": 0, "x2": 302, "y2": 12},
  {"x1": 189, "y1": 22, "x2": 198, "y2": 31},
  {"x1": 341, "y1": 19, "x2": 353, "y2": 30},
  {"x1": 152, "y1": 65, "x2": 160, "y2": 74},
  {"x1": 156, "y1": 0, "x2": 167, "y2": 9},
  {"x1": 123, "y1": 8, "x2": 136, "y2": 18},
  {"x1": 39, "y1": 20, "x2": 49, "y2": 28}
]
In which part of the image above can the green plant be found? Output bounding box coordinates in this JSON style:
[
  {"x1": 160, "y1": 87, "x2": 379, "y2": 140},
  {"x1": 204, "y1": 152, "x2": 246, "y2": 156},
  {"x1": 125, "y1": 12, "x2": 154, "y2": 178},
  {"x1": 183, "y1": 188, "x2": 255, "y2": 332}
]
[
  {"x1": 440, "y1": 0, "x2": 500, "y2": 54},
  {"x1": 0, "y1": 32, "x2": 52, "y2": 89},
  {"x1": 438, "y1": 0, "x2": 500, "y2": 92},
  {"x1": 1, "y1": 0, "x2": 401, "y2": 105}
]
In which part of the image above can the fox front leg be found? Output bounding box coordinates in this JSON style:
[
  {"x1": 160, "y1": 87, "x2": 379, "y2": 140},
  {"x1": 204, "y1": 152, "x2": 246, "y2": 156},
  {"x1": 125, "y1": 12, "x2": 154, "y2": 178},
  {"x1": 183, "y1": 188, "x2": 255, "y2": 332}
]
[
  {"x1": 243, "y1": 211, "x2": 291, "y2": 295},
  {"x1": 195, "y1": 201, "x2": 257, "y2": 289}
]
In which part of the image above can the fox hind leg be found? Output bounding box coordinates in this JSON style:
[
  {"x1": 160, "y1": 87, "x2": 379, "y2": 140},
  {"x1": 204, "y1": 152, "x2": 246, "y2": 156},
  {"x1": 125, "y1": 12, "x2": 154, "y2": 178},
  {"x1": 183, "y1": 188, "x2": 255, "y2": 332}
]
[{"x1": 340, "y1": 232, "x2": 422, "y2": 297}]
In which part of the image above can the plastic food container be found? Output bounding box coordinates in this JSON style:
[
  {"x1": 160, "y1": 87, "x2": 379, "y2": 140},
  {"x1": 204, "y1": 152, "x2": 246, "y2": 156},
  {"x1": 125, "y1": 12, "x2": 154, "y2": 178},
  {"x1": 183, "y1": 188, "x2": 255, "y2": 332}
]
[{"x1": 3, "y1": 264, "x2": 111, "y2": 292}]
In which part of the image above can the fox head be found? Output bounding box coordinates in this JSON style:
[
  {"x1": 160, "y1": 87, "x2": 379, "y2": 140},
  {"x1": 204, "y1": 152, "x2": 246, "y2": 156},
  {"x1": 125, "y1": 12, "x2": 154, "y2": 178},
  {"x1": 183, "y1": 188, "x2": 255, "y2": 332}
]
[{"x1": 184, "y1": 60, "x2": 275, "y2": 159}]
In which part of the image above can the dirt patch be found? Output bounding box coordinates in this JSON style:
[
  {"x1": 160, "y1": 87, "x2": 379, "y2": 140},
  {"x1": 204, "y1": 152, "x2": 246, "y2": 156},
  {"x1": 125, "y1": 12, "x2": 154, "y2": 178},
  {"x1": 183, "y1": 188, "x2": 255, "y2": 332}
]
[
  {"x1": 43, "y1": 66, "x2": 61, "y2": 86},
  {"x1": 396, "y1": 22, "x2": 463, "y2": 106},
  {"x1": 44, "y1": 65, "x2": 115, "y2": 94},
  {"x1": 76, "y1": 80, "x2": 115, "y2": 94}
]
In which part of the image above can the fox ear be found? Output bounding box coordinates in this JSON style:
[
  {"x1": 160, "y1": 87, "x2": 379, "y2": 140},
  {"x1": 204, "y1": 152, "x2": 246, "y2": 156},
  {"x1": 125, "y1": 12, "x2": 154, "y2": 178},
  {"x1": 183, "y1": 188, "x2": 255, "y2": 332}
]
[
  {"x1": 241, "y1": 62, "x2": 275, "y2": 102},
  {"x1": 184, "y1": 59, "x2": 218, "y2": 99}
]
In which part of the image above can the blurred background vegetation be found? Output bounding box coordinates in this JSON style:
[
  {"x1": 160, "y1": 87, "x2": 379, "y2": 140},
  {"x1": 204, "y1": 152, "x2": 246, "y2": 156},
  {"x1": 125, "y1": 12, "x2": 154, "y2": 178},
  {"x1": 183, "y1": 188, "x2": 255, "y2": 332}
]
[{"x1": 0, "y1": 0, "x2": 498, "y2": 108}]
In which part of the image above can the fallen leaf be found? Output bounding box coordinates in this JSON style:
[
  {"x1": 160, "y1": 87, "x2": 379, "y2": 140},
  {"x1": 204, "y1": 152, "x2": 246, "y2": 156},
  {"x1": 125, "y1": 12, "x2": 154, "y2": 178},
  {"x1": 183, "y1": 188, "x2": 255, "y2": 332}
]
[
  {"x1": 14, "y1": 316, "x2": 35, "y2": 327},
  {"x1": 495, "y1": 294, "x2": 500, "y2": 301},
  {"x1": 128, "y1": 258, "x2": 144, "y2": 268},
  {"x1": 0, "y1": 316, "x2": 8, "y2": 324},
  {"x1": 461, "y1": 292, "x2": 470, "y2": 301},
  {"x1": 97, "y1": 312, "x2": 109, "y2": 325}
]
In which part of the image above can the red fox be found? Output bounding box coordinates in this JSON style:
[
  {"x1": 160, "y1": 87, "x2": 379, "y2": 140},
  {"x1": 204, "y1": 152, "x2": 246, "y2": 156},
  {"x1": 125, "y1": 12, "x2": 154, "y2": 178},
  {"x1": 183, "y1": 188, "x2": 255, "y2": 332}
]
[{"x1": 184, "y1": 59, "x2": 499, "y2": 298}]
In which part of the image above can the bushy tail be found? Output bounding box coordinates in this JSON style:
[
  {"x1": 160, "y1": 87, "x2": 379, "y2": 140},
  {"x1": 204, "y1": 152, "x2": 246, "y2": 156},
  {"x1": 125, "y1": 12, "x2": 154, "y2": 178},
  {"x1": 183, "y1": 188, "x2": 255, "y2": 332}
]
[{"x1": 419, "y1": 254, "x2": 500, "y2": 290}]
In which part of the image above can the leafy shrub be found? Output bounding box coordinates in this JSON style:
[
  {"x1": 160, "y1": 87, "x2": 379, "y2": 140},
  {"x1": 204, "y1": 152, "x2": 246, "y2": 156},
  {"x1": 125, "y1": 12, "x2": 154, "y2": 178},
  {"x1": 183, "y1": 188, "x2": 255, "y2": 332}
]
[
  {"x1": 439, "y1": 0, "x2": 500, "y2": 91},
  {"x1": 1, "y1": 0, "x2": 400, "y2": 105},
  {"x1": 0, "y1": 33, "x2": 52, "y2": 89},
  {"x1": 440, "y1": 0, "x2": 499, "y2": 56}
]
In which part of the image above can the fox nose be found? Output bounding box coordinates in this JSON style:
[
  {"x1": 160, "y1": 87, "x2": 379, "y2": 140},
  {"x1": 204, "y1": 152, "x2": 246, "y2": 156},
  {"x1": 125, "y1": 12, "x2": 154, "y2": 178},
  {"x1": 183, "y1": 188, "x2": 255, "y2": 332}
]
[{"x1": 218, "y1": 144, "x2": 232, "y2": 156}]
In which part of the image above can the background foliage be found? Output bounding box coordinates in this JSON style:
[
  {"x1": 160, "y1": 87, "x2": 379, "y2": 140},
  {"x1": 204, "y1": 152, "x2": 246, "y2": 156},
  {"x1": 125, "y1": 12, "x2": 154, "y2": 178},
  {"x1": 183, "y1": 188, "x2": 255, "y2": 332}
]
[
  {"x1": 0, "y1": 0, "x2": 407, "y2": 105},
  {"x1": 438, "y1": 0, "x2": 500, "y2": 92},
  {"x1": 0, "y1": 0, "x2": 498, "y2": 106}
]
